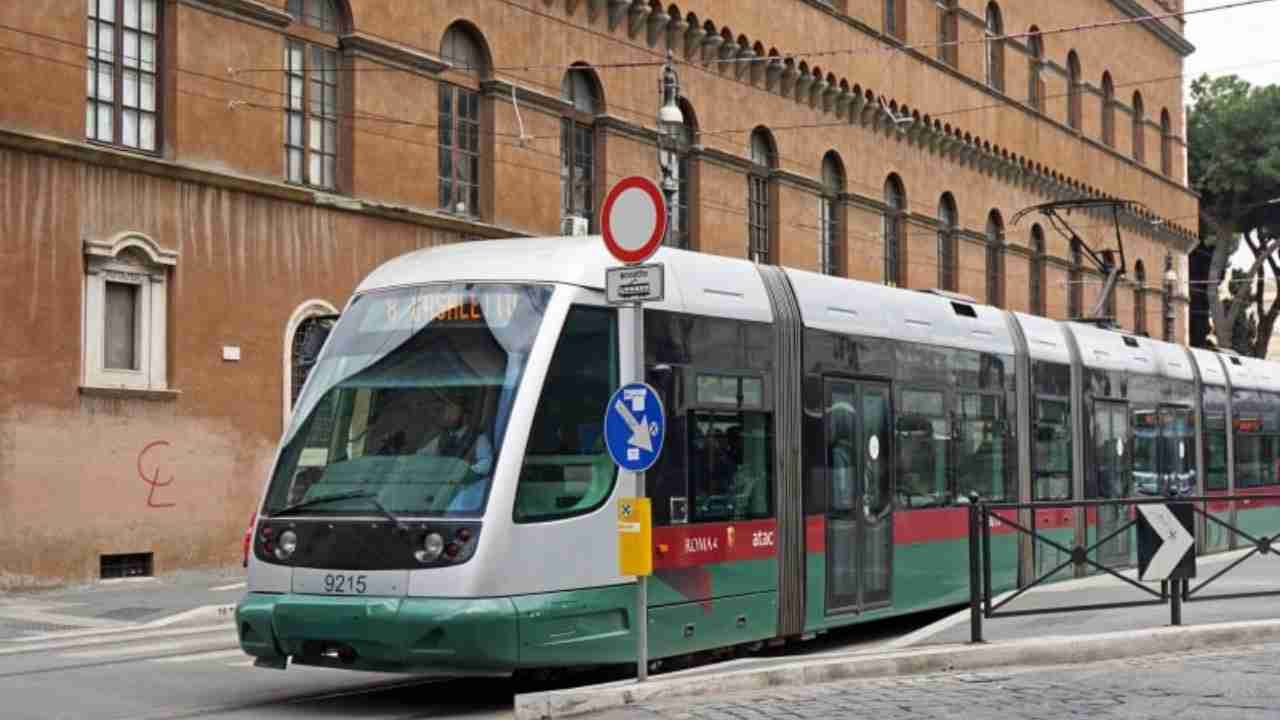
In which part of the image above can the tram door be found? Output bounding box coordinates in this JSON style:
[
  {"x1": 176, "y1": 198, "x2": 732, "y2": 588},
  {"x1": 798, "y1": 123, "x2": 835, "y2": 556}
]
[
  {"x1": 824, "y1": 379, "x2": 894, "y2": 614},
  {"x1": 1090, "y1": 401, "x2": 1132, "y2": 567}
]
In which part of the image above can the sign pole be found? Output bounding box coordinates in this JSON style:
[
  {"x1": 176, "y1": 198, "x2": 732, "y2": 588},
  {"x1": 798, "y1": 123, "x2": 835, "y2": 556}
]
[
  {"x1": 633, "y1": 300, "x2": 647, "y2": 682},
  {"x1": 599, "y1": 172, "x2": 667, "y2": 685}
]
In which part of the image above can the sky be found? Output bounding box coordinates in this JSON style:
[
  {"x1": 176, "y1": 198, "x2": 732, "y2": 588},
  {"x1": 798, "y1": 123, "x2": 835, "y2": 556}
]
[{"x1": 1183, "y1": 0, "x2": 1280, "y2": 273}]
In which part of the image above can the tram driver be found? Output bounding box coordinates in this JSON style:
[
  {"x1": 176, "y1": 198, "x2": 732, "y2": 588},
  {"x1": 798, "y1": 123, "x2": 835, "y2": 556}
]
[{"x1": 417, "y1": 390, "x2": 494, "y2": 510}]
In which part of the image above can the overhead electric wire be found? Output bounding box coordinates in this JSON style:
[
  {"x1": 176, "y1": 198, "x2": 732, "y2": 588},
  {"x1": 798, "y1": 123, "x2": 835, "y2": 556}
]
[{"x1": 0, "y1": 3, "x2": 1259, "y2": 231}]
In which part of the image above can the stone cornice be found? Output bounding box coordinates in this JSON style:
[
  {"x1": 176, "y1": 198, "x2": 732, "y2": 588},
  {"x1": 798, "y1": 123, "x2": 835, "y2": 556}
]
[
  {"x1": 775, "y1": 169, "x2": 823, "y2": 193},
  {"x1": 1110, "y1": 0, "x2": 1195, "y2": 57},
  {"x1": 480, "y1": 79, "x2": 571, "y2": 116},
  {"x1": 341, "y1": 32, "x2": 449, "y2": 75},
  {"x1": 697, "y1": 145, "x2": 753, "y2": 173},
  {"x1": 595, "y1": 114, "x2": 660, "y2": 143},
  {"x1": 178, "y1": 0, "x2": 292, "y2": 28},
  {"x1": 0, "y1": 127, "x2": 530, "y2": 240}
]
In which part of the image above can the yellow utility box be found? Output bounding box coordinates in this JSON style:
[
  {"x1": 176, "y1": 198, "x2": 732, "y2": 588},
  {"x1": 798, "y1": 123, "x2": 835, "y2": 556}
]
[{"x1": 617, "y1": 497, "x2": 652, "y2": 576}]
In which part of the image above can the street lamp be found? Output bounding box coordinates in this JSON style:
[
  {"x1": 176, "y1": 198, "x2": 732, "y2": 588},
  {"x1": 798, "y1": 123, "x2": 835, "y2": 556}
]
[{"x1": 656, "y1": 50, "x2": 683, "y2": 246}]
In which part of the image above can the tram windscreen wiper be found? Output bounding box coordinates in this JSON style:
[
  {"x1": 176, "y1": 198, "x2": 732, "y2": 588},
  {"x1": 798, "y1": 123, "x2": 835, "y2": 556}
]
[{"x1": 271, "y1": 490, "x2": 409, "y2": 532}]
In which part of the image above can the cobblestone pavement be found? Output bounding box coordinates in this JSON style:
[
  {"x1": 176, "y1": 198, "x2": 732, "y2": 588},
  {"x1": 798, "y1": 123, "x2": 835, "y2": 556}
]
[{"x1": 590, "y1": 643, "x2": 1280, "y2": 720}]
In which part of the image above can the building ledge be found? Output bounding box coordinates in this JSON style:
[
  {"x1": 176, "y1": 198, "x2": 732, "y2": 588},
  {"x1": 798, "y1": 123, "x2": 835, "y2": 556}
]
[
  {"x1": 79, "y1": 386, "x2": 182, "y2": 401},
  {"x1": 0, "y1": 127, "x2": 531, "y2": 241}
]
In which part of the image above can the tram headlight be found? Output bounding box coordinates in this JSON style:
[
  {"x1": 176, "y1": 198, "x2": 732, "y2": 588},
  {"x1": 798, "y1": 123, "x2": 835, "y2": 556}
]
[
  {"x1": 415, "y1": 532, "x2": 445, "y2": 563},
  {"x1": 274, "y1": 530, "x2": 298, "y2": 561}
]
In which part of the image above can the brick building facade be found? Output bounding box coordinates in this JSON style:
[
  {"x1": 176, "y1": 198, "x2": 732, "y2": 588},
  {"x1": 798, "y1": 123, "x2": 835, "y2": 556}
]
[{"x1": 0, "y1": 0, "x2": 1197, "y2": 586}]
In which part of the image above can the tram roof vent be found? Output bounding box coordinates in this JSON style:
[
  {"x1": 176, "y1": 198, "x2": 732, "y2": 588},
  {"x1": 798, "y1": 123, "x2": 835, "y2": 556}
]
[
  {"x1": 919, "y1": 288, "x2": 978, "y2": 304},
  {"x1": 1122, "y1": 336, "x2": 1140, "y2": 348},
  {"x1": 1229, "y1": 356, "x2": 1243, "y2": 366},
  {"x1": 950, "y1": 302, "x2": 977, "y2": 319}
]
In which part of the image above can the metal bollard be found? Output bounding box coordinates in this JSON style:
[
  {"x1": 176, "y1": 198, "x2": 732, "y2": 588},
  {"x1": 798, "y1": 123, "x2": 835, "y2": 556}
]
[
  {"x1": 969, "y1": 495, "x2": 984, "y2": 643},
  {"x1": 1170, "y1": 577, "x2": 1183, "y2": 626}
]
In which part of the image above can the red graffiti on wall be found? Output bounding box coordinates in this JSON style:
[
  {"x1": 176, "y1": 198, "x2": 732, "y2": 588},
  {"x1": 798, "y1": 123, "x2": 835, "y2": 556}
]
[{"x1": 138, "y1": 440, "x2": 176, "y2": 508}]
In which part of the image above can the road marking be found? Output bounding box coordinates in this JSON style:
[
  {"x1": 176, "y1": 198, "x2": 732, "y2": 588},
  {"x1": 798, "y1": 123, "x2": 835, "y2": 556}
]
[
  {"x1": 60, "y1": 635, "x2": 237, "y2": 660},
  {"x1": 0, "y1": 624, "x2": 234, "y2": 656},
  {"x1": 152, "y1": 648, "x2": 246, "y2": 664},
  {"x1": 209, "y1": 581, "x2": 247, "y2": 592}
]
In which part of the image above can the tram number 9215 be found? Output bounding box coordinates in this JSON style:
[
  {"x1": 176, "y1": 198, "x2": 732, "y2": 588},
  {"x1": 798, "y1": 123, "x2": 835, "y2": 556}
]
[{"x1": 323, "y1": 573, "x2": 368, "y2": 595}]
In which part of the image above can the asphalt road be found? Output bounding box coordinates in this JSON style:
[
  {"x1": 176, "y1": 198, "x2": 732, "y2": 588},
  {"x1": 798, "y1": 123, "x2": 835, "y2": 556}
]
[
  {"x1": 0, "y1": 597, "x2": 942, "y2": 720},
  {"x1": 594, "y1": 642, "x2": 1280, "y2": 720}
]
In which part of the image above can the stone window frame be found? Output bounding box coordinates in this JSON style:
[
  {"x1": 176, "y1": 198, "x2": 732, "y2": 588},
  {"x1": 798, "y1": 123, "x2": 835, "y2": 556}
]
[
  {"x1": 82, "y1": 232, "x2": 177, "y2": 394},
  {"x1": 282, "y1": 299, "x2": 339, "y2": 428}
]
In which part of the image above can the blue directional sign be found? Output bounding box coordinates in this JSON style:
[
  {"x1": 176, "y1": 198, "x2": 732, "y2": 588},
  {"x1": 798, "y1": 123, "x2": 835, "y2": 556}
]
[{"x1": 604, "y1": 383, "x2": 666, "y2": 472}]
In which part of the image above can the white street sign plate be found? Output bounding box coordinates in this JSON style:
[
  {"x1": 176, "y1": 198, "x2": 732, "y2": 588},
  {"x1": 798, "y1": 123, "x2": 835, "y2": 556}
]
[
  {"x1": 606, "y1": 264, "x2": 664, "y2": 305},
  {"x1": 1137, "y1": 504, "x2": 1195, "y2": 581}
]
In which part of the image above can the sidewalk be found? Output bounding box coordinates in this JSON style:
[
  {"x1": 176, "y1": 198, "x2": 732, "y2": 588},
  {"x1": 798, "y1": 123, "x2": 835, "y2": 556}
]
[
  {"x1": 0, "y1": 566, "x2": 245, "y2": 641},
  {"x1": 514, "y1": 548, "x2": 1280, "y2": 720}
]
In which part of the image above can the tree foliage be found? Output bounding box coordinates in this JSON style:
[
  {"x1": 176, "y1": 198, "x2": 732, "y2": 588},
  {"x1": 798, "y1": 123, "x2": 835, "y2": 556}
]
[{"x1": 1188, "y1": 75, "x2": 1280, "y2": 356}]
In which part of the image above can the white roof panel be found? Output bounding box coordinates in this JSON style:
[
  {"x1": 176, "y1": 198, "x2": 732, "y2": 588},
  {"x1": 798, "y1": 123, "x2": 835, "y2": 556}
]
[
  {"x1": 1065, "y1": 323, "x2": 1162, "y2": 376},
  {"x1": 1189, "y1": 348, "x2": 1228, "y2": 387},
  {"x1": 1223, "y1": 354, "x2": 1280, "y2": 392},
  {"x1": 784, "y1": 269, "x2": 1016, "y2": 355},
  {"x1": 355, "y1": 237, "x2": 774, "y2": 323},
  {"x1": 1012, "y1": 313, "x2": 1072, "y2": 365}
]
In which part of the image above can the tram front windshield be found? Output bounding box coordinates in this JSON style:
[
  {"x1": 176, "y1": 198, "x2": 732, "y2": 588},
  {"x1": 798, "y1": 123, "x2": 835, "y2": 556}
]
[{"x1": 263, "y1": 283, "x2": 552, "y2": 516}]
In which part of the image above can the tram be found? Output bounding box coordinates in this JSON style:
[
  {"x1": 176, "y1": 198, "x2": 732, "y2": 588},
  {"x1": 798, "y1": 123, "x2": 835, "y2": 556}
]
[{"x1": 237, "y1": 236, "x2": 1280, "y2": 674}]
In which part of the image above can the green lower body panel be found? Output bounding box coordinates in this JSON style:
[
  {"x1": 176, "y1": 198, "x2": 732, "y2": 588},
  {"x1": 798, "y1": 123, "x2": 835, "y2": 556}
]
[
  {"x1": 237, "y1": 593, "x2": 520, "y2": 673},
  {"x1": 237, "y1": 586, "x2": 779, "y2": 673}
]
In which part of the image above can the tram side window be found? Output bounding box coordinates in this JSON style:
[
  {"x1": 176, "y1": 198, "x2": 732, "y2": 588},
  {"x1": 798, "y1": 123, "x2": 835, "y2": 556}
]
[
  {"x1": 955, "y1": 393, "x2": 1013, "y2": 501},
  {"x1": 514, "y1": 306, "x2": 617, "y2": 523},
  {"x1": 689, "y1": 411, "x2": 772, "y2": 522},
  {"x1": 1204, "y1": 413, "x2": 1227, "y2": 491},
  {"x1": 1234, "y1": 417, "x2": 1263, "y2": 489},
  {"x1": 896, "y1": 389, "x2": 949, "y2": 508},
  {"x1": 1033, "y1": 398, "x2": 1072, "y2": 500}
]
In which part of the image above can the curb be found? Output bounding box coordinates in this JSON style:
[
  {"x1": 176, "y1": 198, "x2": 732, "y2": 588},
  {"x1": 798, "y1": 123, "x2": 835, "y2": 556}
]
[{"x1": 513, "y1": 619, "x2": 1280, "y2": 720}]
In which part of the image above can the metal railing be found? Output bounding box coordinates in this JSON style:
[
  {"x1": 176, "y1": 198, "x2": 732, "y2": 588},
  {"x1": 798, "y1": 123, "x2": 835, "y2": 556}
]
[{"x1": 967, "y1": 493, "x2": 1280, "y2": 643}]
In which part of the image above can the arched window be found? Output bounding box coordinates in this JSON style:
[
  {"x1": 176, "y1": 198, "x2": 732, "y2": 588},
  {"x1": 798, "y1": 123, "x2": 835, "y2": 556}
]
[
  {"x1": 1133, "y1": 261, "x2": 1147, "y2": 334},
  {"x1": 284, "y1": 0, "x2": 345, "y2": 188},
  {"x1": 560, "y1": 64, "x2": 602, "y2": 229},
  {"x1": 288, "y1": 0, "x2": 340, "y2": 31},
  {"x1": 1069, "y1": 242, "x2": 1083, "y2": 318},
  {"x1": 284, "y1": 300, "x2": 338, "y2": 425},
  {"x1": 938, "y1": 0, "x2": 958, "y2": 67},
  {"x1": 88, "y1": 0, "x2": 163, "y2": 152},
  {"x1": 1067, "y1": 51, "x2": 1082, "y2": 131},
  {"x1": 1030, "y1": 225, "x2": 1046, "y2": 315},
  {"x1": 1101, "y1": 72, "x2": 1115, "y2": 146},
  {"x1": 885, "y1": 0, "x2": 906, "y2": 41},
  {"x1": 1161, "y1": 108, "x2": 1173, "y2": 176},
  {"x1": 884, "y1": 174, "x2": 907, "y2": 286},
  {"x1": 1132, "y1": 91, "x2": 1146, "y2": 162},
  {"x1": 937, "y1": 193, "x2": 958, "y2": 291},
  {"x1": 820, "y1": 151, "x2": 846, "y2": 276},
  {"x1": 1027, "y1": 27, "x2": 1045, "y2": 111},
  {"x1": 439, "y1": 23, "x2": 491, "y2": 216},
  {"x1": 667, "y1": 98, "x2": 698, "y2": 249},
  {"x1": 986, "y1": 210, "x2": 1005, "y2": 307},
  {"x1": 985, "y1": 3, "x2": 1004, "y2": 92},
  {"x1": 748, "y1": 128, "x2": 777, "y2": 264}
]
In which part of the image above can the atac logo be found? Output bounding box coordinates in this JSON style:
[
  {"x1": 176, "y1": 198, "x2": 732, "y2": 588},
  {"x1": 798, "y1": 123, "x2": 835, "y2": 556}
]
[{"x1": 752, "y1": 530, "x2": 776, "y2": 548}]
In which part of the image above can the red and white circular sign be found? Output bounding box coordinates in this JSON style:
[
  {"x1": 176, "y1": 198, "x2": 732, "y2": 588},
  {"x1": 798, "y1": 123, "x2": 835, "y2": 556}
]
[{"x1": 601, "y1": 176, "x2": 667, "y2": 265}]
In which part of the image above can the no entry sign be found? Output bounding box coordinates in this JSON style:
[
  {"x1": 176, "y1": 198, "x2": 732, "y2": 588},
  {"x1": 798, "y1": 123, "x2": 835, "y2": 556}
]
[{"x1": 601, "y1": 176, "x2": 666, "y2": 265}]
